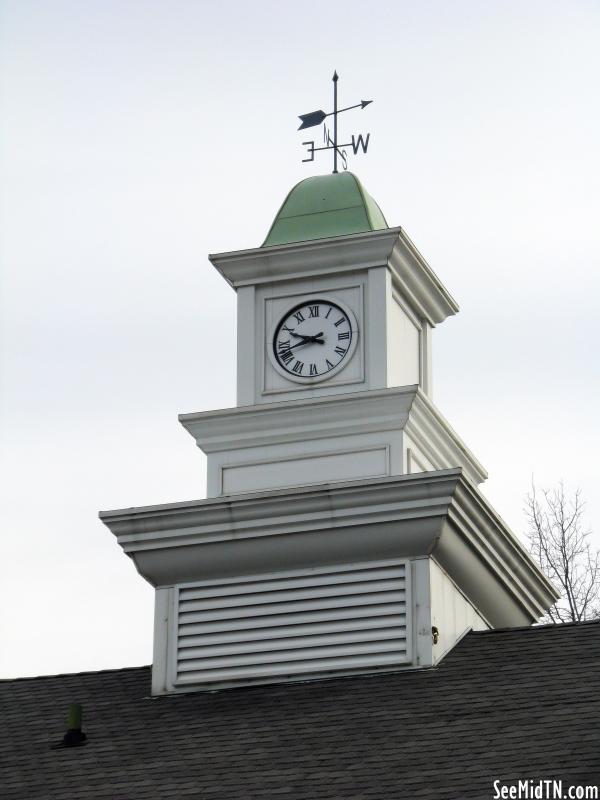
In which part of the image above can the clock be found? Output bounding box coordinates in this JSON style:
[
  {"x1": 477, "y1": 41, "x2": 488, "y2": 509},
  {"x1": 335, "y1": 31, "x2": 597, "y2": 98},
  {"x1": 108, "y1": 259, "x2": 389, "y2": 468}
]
[{"x1": 269, "y1": 296, "x2": 359, "y2": 383}]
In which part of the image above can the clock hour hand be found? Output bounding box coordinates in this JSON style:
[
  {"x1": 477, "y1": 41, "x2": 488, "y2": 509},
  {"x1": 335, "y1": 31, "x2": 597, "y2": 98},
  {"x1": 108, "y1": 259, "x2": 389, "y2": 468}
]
[
  {"x1": 290, "y1": 331, "x2": 324, "y2": 341},
  {"x1": 289, "y1": 335, "x2": 325, "y2": 350}
]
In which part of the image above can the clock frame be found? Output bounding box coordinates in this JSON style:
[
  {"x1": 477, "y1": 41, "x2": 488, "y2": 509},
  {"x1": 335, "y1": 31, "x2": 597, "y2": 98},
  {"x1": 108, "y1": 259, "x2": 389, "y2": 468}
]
[{"x1": 268, "y1": 295, "x2": 359, "y2": 384}]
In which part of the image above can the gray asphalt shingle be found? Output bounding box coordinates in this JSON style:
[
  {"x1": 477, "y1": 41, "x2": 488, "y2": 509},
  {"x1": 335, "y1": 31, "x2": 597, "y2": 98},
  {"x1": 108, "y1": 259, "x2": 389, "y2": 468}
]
[{"x1": 0, "y1": 622, "x2": 598, "y2": 799}]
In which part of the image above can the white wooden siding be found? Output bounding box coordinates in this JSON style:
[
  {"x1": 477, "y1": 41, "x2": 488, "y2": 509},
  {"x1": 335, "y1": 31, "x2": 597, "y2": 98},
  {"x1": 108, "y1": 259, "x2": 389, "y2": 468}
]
[{"x1": 170, "y1": 560, "x2": 411, "y2": 688}]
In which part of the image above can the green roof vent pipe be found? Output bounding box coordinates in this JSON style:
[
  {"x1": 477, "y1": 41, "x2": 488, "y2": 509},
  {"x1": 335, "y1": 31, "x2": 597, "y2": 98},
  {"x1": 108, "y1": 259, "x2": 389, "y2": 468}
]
[{"x1": 52, "y1": 703, "x2": 87, "y2": 748}]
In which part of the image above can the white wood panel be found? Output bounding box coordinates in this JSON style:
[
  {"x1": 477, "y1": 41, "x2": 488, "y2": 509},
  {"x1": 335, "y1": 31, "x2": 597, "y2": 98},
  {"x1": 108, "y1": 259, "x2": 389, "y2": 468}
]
[
  {"x1": 429, "y1": 558, "x2": 489, "y2": 663},
  {"x1": 387, "y1": 294, "x2": 420, "y2": 387},
  {"x1": 221, "y1": 445, "x2": 389, "y2": 495}
]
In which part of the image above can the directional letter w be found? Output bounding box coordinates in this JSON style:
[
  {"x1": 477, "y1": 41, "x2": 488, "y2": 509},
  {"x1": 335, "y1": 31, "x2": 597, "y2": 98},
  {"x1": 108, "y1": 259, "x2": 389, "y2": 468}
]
[{"x1": 351, "y1": 133, "x2": 370, "y2": 154}]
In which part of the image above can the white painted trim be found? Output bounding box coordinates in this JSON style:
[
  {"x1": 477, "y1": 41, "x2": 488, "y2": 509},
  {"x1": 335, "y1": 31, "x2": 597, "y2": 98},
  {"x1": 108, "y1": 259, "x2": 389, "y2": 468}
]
[
  {"x1": 100, "y1": 469, "x2": 558, "y2": 628},
  {"x1": 403, "y1": 556, "x2": 413, "y2": 665},
  {"x1": 151, "y1": 587, "x2": 172, "y2": 695},
  {"x1": 366, "y1": 267, "x2": 388, "y2": 388},
  {"x1": 236, "y1": 285, "x2": 256, "y2": 406},
  {"x1": 179, "y1": 386, "x2": 487, "y2": 486},
  {"x1": 419, "y1": 322, "x2": 432, "y2": 397},
  {"x1": 411, "y1": 557, "x2": 432, "y2": 667},
  {"x1": 209, "y1": 228, "x2": 459, "y2": 325},
  {"x1": 406, "y1": 447, "x2": 428, "y2": 474},
  {"x1": 166, "y1": 586, "x2": 180, "y2": 693}
]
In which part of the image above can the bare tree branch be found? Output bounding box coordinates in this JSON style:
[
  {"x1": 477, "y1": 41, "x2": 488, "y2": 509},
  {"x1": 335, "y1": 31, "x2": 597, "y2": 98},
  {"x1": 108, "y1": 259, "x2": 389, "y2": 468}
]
[{"x1": 525, "y1": 480, "x2": 600, "y2": 624}]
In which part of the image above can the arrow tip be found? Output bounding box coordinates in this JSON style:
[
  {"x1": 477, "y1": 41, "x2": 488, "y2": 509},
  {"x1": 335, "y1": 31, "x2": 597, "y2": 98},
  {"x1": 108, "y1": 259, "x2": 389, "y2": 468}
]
[
  {"x1": 333, "y1": 70, "x2": 338, "y2": 81},
  {"x1": 361, "y1": 100, "x2": 373, "y2": 108}
]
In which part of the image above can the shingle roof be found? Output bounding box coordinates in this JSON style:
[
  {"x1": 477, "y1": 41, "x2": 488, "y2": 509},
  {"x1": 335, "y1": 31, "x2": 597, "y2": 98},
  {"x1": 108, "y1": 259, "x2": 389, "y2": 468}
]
[{"x1": 1, "y1": 622, "x2": 599, "y2": 799}]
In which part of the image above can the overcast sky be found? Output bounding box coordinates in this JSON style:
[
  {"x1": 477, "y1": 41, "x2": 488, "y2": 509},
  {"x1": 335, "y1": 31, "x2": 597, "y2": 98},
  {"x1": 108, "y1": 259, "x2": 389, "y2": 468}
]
[{"x1": 1, "y1": 0, "x2": 599, "y2": 678}]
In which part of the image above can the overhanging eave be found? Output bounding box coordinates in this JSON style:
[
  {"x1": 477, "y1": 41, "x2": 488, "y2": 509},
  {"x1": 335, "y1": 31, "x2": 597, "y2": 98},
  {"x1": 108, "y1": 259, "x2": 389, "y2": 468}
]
[{"x1": 100, "y1": 470, "x2": 557, "y2": 627}]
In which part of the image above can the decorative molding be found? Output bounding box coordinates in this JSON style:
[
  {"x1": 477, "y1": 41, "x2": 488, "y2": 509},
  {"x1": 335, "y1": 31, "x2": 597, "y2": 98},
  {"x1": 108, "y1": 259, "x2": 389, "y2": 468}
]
[
  {"x1": 179, "y1": 386, "x2": 487, "y2": 487},
  {"x1": 210, "y1": 228, "x2": 403, "y2": 287},
  {"x1": 388, "y1": 230, "x2": 459, "y2": 325},
  {"x1": 180, "y1": 386, "x2": 412, "y2": 451},
  {"x1": 209, "y1": 228, "x2": 458, "y2": 325},
  {"x1": 407, "y1": 391, "x2": 488, "y2": 485},
  {"x1": 406, "y1": 447, "x2": 429, "y2": 474},
  {"x1": 100, "y1": 469, "x2": 558, "y2": 629}
]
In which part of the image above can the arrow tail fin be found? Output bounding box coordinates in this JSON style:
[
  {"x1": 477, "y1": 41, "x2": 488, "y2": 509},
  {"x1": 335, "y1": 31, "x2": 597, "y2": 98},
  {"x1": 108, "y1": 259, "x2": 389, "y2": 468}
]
[{"x1": 298, "y1": 110, "x2": 327, "y2": 130}]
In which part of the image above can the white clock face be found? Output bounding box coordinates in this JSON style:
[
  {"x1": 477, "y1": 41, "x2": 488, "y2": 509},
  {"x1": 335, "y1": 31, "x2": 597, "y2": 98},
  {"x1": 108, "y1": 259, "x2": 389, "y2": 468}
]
[{"x1": 270, "y1": 297, "x2": 358, "y2": 383}]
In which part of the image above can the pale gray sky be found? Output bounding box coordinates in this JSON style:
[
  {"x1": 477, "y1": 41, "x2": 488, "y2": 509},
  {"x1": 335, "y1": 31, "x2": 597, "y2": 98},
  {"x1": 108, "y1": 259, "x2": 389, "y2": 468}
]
[{"x1": 1, "y1": 0, "x2": 599, "y2": 678}]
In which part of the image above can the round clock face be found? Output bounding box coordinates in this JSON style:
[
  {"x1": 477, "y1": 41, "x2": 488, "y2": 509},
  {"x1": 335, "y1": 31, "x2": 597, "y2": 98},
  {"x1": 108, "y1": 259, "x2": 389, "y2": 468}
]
[{"x1": 270, "y1": 297, "x2": 358, "y2": 383}]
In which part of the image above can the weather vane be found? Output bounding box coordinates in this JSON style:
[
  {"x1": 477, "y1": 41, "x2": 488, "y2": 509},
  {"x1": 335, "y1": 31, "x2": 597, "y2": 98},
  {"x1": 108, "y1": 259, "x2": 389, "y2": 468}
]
[{"x1": 298, "y1": 71, "x2": 372, "y2": 173}]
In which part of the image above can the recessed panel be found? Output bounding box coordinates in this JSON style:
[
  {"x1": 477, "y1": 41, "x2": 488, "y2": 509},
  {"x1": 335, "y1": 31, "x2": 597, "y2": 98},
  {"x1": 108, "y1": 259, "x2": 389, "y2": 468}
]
[
  {"x1": 221, "y1": 446, "x2": 389, "y2": 495},
  {"x1": 262, "y1": 282, "x2": 364, "y2": 397}
]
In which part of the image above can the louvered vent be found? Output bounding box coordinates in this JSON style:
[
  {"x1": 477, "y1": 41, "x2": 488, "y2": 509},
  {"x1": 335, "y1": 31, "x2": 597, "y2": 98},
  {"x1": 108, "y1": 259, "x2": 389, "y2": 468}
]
[{"x1": 170, "y1": 560, "x2": 411, "y2": 689}]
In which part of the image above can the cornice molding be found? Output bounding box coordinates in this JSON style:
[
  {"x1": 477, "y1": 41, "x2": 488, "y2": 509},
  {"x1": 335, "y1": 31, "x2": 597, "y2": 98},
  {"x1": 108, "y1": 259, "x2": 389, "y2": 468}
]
[
  {"x1": 100, "y1": 469, "x2": 557, "y2": 628},
  {"x1": 209, "y1": 228, "x2": 401, "y2": 288},
  {"x1": 179, "y1": 386, "x2": 414, "y2": 452},
  {"x1": 179, "y1": 386, "x2": 487, "y2": 486},
  {"x1": 209, "y1": 228, "x2": 458, "y2": 325},
  {"x1": 407, "y1": 391, "x2": 488, "y2": 485},
  {"x1": 389, "y1": 230, "x2": 459, "y2": 324}
]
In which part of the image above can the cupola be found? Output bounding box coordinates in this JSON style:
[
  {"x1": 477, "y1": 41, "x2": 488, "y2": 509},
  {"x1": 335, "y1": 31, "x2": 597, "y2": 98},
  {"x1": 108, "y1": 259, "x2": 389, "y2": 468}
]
[
  {"x1": 101, "y1": 172, "x2": 558, "y2": 695},
  {"x1": 263, "y1": 172, "x2": 387, "y2": 246}
]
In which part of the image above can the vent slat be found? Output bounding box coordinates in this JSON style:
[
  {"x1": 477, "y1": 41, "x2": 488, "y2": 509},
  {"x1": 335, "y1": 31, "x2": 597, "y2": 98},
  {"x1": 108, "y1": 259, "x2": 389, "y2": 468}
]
[
  {"x1": 178, "y1": 626, "x2": 406, "y2": 660},
  {"x1": 178, "y1": 614, "x2": 407, "y2": 647},
  {"x1": 176, "y1": 652, "x2": 409, "y2": 684},
  {"x1": 173, "y1": 561, "x2": 409, "y2": 687},
  {"x1": 178, "y1": 639, "x2": 403, "y2": 671},
  {"x1": 177, "y1": 603, "x2": 406, "y2": 637},
  {"x1": 178, "y1": 578, "x2": 403, "y2": 611},
  {"x1": 178, "y1": 590, "x2": 405, "y2": 624},
  {"x1": 179, "y1": 566, "x2": 405, "y2": 602}
]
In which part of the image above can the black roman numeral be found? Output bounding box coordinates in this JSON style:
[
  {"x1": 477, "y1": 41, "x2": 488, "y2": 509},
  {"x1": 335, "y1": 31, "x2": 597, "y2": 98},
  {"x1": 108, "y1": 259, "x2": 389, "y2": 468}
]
[
  {"x1": 309, "y1": 363, "x2": 318, "y2": 376},
  {"x1": 292, "y1": 360, "x2": 304, "y2": 374},
  {"x1": 325, "y1": 359, "x2": 334, "y2": 370},
  {"x1": 334, "y1": 317, "x2": 345, "y2": 327},
  {"x1": 325, "y1": 307, "x2": 332, "y2": 319},
  {"x1": 338, "y1": 331, "x2": 350, "y2": 340},
  {"x1": 278, "y1": 339, "x2": 290, "y2": 351},
  {"x1": 293, "y1": 311, "x2": 305, "y2": 324},
  {"x1": 282, "y1": 324, "x2": 294, "y2": 334},
  {"x1": 334, "y1": 346, "x2": 347, "y2": 356},
  {"x1": 280, "y1": 349, "x2": 293, "y2": 365},
  {"x1": 308, "y1": 305, "x2": 319, "y2": 318}
]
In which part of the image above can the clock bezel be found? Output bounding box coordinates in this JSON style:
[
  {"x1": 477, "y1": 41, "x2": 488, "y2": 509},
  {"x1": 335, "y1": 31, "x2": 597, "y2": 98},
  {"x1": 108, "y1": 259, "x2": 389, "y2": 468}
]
[{"x1": 268, "y1": 294, "x2": 359, "y2": 385}]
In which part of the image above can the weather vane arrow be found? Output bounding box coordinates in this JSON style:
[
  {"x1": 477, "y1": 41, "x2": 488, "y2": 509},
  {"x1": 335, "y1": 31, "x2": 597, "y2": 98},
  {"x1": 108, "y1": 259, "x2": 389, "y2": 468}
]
[
  {"x1": 298, "y1": 100, "x2": 373, "y2": 131},
  {"x1": 297, "y1": 71, "x2": 373, "y2": 174}
]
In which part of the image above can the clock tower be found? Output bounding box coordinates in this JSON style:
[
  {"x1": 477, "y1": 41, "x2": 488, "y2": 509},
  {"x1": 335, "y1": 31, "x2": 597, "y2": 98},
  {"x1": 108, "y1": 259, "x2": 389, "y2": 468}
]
[{"x1": 101, "y1": 171, "x2": 557, "y2": 695}]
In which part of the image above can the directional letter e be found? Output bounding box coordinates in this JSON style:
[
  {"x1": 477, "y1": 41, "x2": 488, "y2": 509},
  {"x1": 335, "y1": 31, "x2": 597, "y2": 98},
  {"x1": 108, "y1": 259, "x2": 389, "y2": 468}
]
[{"x1": 302, "y1": 141, "x2": 315, "y2": 162}]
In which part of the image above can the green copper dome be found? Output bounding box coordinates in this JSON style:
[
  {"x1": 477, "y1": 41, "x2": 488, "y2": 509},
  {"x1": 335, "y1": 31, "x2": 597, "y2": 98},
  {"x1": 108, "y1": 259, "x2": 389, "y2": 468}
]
[{"x1": 262, "y1": 172, "x2": 388, "y2": 247}]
